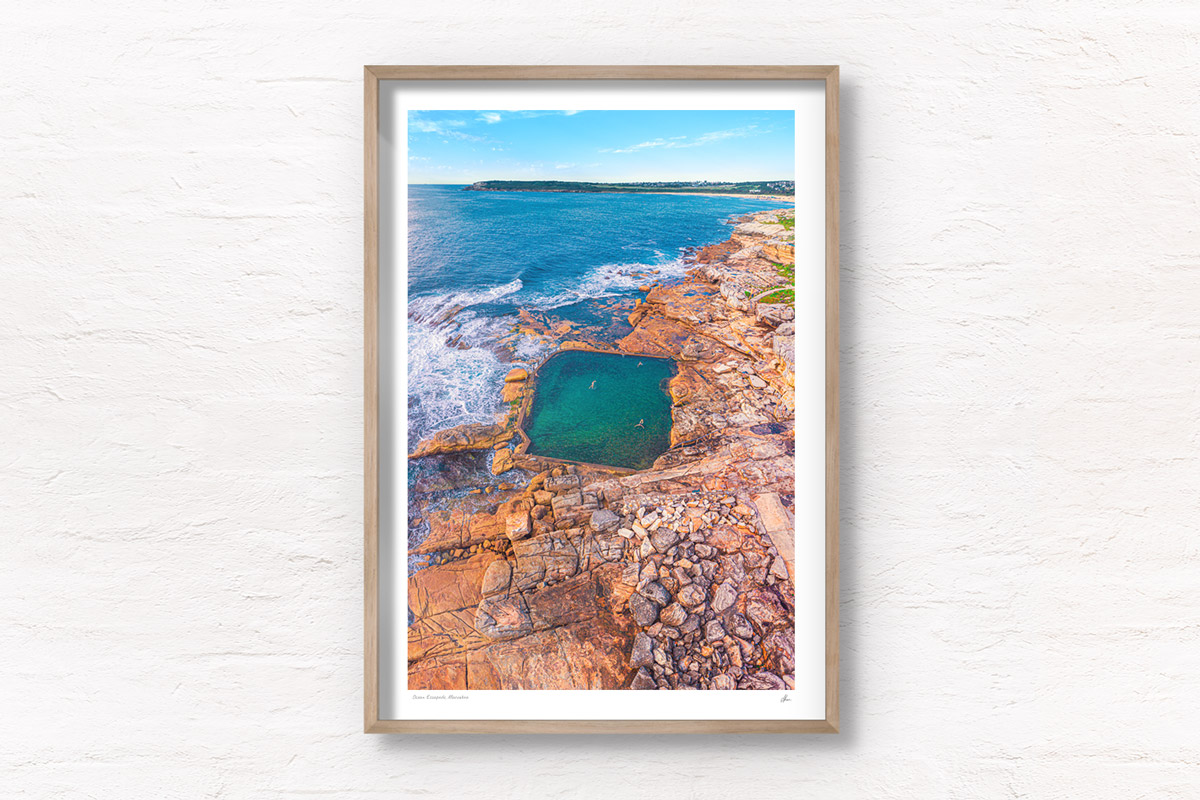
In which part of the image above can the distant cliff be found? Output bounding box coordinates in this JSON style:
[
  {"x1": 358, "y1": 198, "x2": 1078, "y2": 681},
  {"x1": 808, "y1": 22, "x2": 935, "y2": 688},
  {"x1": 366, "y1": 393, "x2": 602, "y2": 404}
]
[{"x1": 463, "y1": 180, "x2": 794, "y2": 196}]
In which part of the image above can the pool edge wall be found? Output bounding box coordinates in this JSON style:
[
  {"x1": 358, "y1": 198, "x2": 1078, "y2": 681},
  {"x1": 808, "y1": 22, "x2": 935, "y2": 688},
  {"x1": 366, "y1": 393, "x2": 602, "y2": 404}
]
[{"x1": 511, "y1": 346, "x2": 678, "y2": 475}]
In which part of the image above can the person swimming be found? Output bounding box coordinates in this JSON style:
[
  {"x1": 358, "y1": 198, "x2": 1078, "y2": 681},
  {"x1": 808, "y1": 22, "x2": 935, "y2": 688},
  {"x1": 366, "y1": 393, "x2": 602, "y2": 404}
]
[
  {"x1": 634, "y1": 419, "x2": 645, "y2": 429},
  {"x1": 637, "y1": 361, "x2": 643, "y2": 367},
  {"x1": 589, "y1": 380, "x2": 596, "y2": 389}
]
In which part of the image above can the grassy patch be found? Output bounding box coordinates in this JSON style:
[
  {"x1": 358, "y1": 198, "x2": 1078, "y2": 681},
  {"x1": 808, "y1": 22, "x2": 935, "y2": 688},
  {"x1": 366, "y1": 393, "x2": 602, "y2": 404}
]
[
  {"x1": 776, "y1": 216, "x2": 795, "y2": 231},
  {"x1": 771, "y1": 261, "x2": 795, "y2": 282},
  {"x1": 760, "y1": 288, "x2": 795, "y2": 305}
]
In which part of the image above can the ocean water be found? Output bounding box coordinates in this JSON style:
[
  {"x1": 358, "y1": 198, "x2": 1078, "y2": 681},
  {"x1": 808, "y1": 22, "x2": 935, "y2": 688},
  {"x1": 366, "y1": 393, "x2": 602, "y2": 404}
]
[
  {"x1": 523, "y1": 351, "x2": 675, "y2": 470},
  {"x1": 406, "y1": 184, "x2": 784, "y2": 449}
]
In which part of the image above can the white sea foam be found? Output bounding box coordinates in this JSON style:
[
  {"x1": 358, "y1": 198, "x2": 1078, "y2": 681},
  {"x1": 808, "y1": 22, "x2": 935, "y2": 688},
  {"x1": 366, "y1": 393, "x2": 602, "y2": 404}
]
[
  {"x1": 407, "y1": 312, "x2": 509, "y2": 445},
  {"x1": 406, "y1": 259, "x2": 687, "y2": 443},
  {"x1": 409, "y1": 277, "x2": 524, "y2": 325},
  {"x1": 524, "y1": 258, "x2": 687, "y2": 311}
]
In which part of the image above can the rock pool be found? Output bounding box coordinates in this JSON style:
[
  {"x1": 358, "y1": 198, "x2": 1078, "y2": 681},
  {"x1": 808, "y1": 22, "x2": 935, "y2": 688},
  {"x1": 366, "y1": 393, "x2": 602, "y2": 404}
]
[{"x1": 523, "y1": 350, "x2": 675, "y2": 470}]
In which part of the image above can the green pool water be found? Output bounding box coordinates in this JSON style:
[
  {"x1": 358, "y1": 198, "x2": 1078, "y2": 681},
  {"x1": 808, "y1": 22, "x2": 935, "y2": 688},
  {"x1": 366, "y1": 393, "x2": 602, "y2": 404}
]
[{"x1": 523, "y1": 350, "x2": 676, "y2": 470}]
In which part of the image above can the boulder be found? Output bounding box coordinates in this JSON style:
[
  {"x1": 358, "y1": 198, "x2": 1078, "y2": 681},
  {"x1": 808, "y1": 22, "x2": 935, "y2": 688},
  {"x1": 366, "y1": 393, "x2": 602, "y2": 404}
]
[
  {"x1": 628, "y1": 592, "x2": 661, "y2": 626},
  {"x1": 707, "y1": 525, "x2": 743, "y2": 554},
  {"x1": 629, "y1": 632, "x2": 654, "y2": 668},
  {"x1": 659, "y1": 602, "x2": 687, "y2": 627},
  {"x1": 491, "y1": 448, "x2": 515, "y2": 475},
  {"x1": 480, "y1": 560, "x2": 512, "y2": 597},
  {"x1": 590, "y1": 508, "x2": 620, "y2": 532},
  {"x1": 511, "y1": 533, "x2": 579, "y2": 589},
  {"x1": 755, "y1": 303, "x2": 794, "y2": 329},
  {"x1": 545, "y1": 474, "x2": 580, "y2": 493},
  {"x1": 638, "y1": 581, "x2": 671, "y2": 607},
  {"x1": 678, "y1": 584, "x2": 706, "y2": 608},
  {"x1": 504, "y1": 368, "x2": 528, "y2": 382},
  {"x1": 504, "y1": 509, "x2": 531, "y2": 541},
  {"x1": 649, "y1": 527, "x2": 679, "y2": 553},
  {"x1": 745, "y1": 588, "x2": 788, "y2": 631},
  {"x1": 711, "y1": 580, "x2": 737, "y2": 614},
  {"x1": 710, "y1": 673, "x2": 736, "y2": 690},
  {"x1": 631, "y1": 667, "x2": 657, "y2": 690},
  {"x1": 407, "y1": 551, "x2": 501, "y2": 619},
  {"x1": 474, "y1": 593, "x2": 533, "y2": 641},
  {"x1": 739, "y1": 671, "x2": 787, "y2": 691}
]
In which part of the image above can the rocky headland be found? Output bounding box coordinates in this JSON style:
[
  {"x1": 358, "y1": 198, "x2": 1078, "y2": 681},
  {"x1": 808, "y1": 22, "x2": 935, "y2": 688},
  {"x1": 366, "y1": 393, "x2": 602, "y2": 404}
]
[{"x1": 406, "y1": 208, "x2": 799, "y2": 691}]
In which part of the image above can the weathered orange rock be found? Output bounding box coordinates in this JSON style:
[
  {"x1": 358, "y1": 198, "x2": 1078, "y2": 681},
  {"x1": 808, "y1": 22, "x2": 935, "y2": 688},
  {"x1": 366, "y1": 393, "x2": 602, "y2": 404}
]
[
  {"x1": 501, "y1": 381, "x2": 523, "y2": 403},
  {"x1": 492, "y1": 448, "x2": 515, "y2": 475},
  {"x1": 504, "y1": 508, "x2": 531, "y2": 541},
  {"x1": 707, "y1": 525, "x2": 744, "y2": 553},
  {"x1": 504, "y1": 368, "x2": 528, "y2": 382},
  {"x1": 465, "y1": 616, "x2": 633, "y2": 690},
  {"x1": 408, "y1": 654, "x2": 467, "y2": 690},
  {"x1": 413, "y1": 507, "x2": 507, "y2": 555},
  {"x1": 407, "y1": 551, "x2": 502, "y2": 619},
  {"x1": 408, "y1": 607, "x2": 489, "y2": 661},
  {"x1": 409, "y1": 422, "x2": 510, "y2": 458},
  {"x1": 762, "y1": 241, "x2": 795, "y2": 265}
]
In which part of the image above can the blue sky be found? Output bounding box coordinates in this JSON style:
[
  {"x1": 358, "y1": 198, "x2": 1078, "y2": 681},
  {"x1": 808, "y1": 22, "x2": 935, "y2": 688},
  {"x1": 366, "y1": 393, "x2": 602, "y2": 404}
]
[{"x1": 407, "y1": 109, "x2": 794, "y2": 184}]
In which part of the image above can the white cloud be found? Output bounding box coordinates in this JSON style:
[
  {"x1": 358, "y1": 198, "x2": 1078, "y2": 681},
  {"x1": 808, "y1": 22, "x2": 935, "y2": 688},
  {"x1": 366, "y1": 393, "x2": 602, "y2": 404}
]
[
  {"x1": 478, "y1": 112, "x2": 502, "y2": 124},
  {"x1": 409, "y1": 115, "x2": 485, "y2": 141},
  {"x1": 602, "y1": 125, "x2": 759, "y2": 154}
]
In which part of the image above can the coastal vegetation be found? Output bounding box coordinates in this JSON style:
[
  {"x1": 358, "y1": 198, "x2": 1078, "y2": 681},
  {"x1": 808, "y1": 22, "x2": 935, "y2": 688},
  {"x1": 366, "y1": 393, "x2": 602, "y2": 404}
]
[
  {"x1": 756, "y1": 260, "x2": 795, "y2": 306},
  {"x1": 759, "y1": 288, "x2": 795, "y2": 304}
]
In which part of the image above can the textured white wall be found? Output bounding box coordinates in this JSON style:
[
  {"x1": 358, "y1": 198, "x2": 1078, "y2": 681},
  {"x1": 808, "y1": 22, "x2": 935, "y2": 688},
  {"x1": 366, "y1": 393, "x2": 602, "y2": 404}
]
[{"x1": 3, "y1": 1, "x2": 1199, "y2": 797}]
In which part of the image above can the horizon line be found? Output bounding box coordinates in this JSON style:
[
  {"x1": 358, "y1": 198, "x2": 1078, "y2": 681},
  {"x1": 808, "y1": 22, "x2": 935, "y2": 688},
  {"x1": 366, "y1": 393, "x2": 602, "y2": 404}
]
[{"x1": 408, "y1": 179, "x2": 796, "y2": 185}]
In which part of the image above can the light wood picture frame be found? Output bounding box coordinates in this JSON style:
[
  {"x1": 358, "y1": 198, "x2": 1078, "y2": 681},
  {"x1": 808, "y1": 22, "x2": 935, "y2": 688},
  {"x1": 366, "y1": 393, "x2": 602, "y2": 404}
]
[{"x1": 365, "y1": 65, "x2": 839, "y2": 733}]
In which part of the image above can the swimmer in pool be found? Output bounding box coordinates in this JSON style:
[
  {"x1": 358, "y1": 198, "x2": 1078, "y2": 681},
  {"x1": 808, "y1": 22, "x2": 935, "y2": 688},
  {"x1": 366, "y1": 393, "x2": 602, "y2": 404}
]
[
  {"x1": 634, "y1": 419, "x2": 645, "y2": 429},
  {"x1": 590, "y1": 380, "x2": 596, "y2": 389}
]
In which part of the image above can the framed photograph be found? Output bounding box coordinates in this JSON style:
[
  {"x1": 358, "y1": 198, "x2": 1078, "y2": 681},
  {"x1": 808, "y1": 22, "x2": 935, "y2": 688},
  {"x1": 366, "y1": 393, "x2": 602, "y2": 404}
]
[{"x1": 365, "y1": 66, "x2": 838, "y2": 733}]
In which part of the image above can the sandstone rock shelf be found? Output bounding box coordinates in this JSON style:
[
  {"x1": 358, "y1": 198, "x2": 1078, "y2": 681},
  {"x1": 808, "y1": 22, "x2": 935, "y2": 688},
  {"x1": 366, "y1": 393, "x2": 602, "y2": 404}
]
[{"x1": 406, "y1": 207, "x2": 799, "y2": 690}]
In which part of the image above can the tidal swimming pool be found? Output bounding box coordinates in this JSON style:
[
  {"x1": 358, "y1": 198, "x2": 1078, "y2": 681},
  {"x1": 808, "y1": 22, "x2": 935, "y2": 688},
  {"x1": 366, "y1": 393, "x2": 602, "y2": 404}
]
[{"x1": 523, "y1": 350, "x2": 675, "y2": 470}]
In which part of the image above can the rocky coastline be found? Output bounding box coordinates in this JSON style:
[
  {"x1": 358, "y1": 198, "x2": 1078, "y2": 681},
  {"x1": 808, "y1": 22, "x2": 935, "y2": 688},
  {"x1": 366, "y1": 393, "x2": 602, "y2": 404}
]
[{"x1": 406, "y1": 208, "x2": 799, "y2": 691}]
